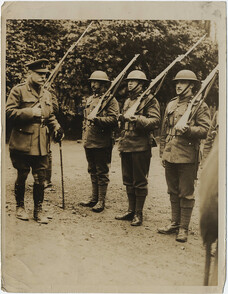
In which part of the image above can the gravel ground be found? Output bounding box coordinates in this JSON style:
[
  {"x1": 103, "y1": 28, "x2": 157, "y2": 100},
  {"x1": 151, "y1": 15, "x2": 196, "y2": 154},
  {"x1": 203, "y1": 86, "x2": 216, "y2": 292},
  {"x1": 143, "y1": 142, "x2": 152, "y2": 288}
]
[{"x1": 2, "y1": 141, "x2": 215, "y2": 292}]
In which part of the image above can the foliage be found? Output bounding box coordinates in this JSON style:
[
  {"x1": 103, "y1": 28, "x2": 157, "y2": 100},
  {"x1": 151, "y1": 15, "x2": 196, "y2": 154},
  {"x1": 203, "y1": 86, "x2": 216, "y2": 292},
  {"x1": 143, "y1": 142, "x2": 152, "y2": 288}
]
[{"x1": 6, "y1": 20, "x2": 218, "y2": 138}]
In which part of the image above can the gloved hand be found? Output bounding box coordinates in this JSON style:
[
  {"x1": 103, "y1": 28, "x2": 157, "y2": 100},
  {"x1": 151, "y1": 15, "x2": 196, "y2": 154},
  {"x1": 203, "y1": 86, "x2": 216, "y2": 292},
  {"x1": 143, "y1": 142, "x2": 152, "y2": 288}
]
[
  {"x1": 118, "y1": 114, "x2": 125, "y2": 123},
  {"x1": 54, "y1": 127, "x2": 64, "y2": 143},
  {"x1": 92, "y1": 117, "x2": 101, "y2": 126},
  {"x1": 129, "y1": 115, "x2": 138, "y2": 122},
  {"x1": 90, "y1": 117, "x2": 105, "y2": 127},
  {"x1": 175, "y1": 123, "x2": 189, "y2": 134}
]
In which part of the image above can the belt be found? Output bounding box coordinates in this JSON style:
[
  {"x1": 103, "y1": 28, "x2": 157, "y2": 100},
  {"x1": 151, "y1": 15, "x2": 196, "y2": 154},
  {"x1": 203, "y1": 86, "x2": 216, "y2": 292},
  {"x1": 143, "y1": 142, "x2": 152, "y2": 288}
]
[
  {"x1": 33, "y1": 117, "x2": 46, "y2": 126},
  {"x1": 167, "y1": 128, "x2": 183, "y2": 136}
]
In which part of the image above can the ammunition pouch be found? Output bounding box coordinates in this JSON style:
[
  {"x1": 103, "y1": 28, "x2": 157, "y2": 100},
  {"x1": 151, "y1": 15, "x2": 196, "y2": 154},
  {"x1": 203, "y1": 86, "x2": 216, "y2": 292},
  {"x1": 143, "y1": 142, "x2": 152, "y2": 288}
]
[
  {"x1": 123, "y1": 121, "x2": 136, "y2": 131},
  {"x1": 167, "y1": 128, "x2": 183, "y2": 137}
]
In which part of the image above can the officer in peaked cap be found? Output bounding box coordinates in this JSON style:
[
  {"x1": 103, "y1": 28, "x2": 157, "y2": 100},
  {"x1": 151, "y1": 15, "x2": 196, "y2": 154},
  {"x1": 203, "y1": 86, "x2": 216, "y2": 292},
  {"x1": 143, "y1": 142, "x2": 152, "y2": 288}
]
[
  {"x1": 115, "y1": 70, "x2": 160, "y2": 226},
  {"x1": 6, "y1": 58, "x2": 64, "y2": 224},
  {"x1": 26, "y1": 59, "x2": 50, "y2": 72},
  {"x1": 80, "y1": 70, "x2": 119, "y2": 213},
  {"x1": 158, "y1": 69, "x2": 211, "y2": 242}
]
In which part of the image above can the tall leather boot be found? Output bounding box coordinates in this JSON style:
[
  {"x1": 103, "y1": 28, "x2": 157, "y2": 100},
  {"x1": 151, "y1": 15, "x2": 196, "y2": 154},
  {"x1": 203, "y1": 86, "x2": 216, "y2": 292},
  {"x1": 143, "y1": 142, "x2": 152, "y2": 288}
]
[
  {"x1": 115, "y1": 186, "x2": 135, "y2": 220},
  {"x1": 158, "y1": 194, "x2": 180, "y2": 234},
  {"x1": 131, "y1": 196, "x2": 146, "y2": 226},
  {"x1": 33, "y1": 183, "x2": 48, "y2": 224},
  {"x1": 92, "y1": 185, "x2": 107, "y2": 213},
  {"x1": 80, "y1": 182, "x2": 98, "y2": 207},
  {"x1": 15, "y1": 183, "x2": 29, "y2": 221},
  {"x1": 176, "y1": 198, "x2": 195, "y2": 243}
]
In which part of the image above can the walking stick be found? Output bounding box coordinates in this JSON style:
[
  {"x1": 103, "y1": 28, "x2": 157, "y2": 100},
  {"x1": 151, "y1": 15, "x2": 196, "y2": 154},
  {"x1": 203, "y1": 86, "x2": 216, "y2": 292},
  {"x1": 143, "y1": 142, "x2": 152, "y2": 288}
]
[{"x1": 59, "y1": 141, "x2": 65, "y2": 209}]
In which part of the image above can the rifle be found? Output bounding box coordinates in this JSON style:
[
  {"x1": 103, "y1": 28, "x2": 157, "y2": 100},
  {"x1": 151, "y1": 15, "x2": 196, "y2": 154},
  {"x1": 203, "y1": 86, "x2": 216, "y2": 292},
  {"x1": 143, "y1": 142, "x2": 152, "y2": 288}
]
[
  {"x1": 175, "y1": 65, "x2": 219, "y2": 131},
  {"x1": 87, "y1": 54, "x2": 140, "y2": 121},
  {"x1": 124, "y1": 34, "x2": 207, "y2": 119},
  {"x1": 43, "y1": 21, "x2": 94, "y2": 90}
]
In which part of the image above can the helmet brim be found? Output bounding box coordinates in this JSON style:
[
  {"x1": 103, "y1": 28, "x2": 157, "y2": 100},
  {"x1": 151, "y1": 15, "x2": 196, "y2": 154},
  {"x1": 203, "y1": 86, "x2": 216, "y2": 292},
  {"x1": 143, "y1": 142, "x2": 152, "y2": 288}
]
[
  {"x1": 88, "y1": 78, "x2": 110, "y2": 82},
  {"x1": 125, "y1": 78, "x2": 149, "y2": 82},
  {"x1": 172, "y1": 78, "x2": 200, "y2": 82},
  {"x1": 32, "y1": 69, "x2": 50, "y2": 73}
]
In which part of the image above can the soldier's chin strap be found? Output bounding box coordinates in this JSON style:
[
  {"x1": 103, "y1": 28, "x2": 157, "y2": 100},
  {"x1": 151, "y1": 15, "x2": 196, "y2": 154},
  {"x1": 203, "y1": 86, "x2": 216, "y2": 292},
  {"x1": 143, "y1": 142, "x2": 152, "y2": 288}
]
[
  {"x1": 178, "y1": 82, "x2": 192, "y2": 98},
  {"x1": 129, "y1": 82, "x2": 143, "y2": 98},
  {"x1": 92, "y1": 86, "x2": 106, "y2": 97}
]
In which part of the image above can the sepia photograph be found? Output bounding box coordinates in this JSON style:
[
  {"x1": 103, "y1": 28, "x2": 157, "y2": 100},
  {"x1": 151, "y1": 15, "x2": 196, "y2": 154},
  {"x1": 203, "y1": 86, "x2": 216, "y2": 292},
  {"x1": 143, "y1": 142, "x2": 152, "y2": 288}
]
[{"x1": 1, "y1": 1, "x2": 226, "y2": 293}]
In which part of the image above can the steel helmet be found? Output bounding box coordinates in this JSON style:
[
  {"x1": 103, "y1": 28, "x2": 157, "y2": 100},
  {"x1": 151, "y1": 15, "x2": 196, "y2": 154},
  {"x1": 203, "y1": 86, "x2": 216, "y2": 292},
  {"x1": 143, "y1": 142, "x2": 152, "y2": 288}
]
[
  {"x1": 88, "y1": 71, "x2": 110, "y2": 82},
  {"x1": 125, "y1": 70, "x2": 148, "y2": 82},
  {"x1": 173, "y1": 70, "x2": 199, "y2": 82}
]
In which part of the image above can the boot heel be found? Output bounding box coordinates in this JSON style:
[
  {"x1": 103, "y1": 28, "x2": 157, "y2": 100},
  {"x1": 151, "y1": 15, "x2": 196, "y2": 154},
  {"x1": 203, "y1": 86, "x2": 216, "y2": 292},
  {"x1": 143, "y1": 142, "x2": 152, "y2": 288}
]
[
  {"x1": 115, "y1": 211, "x2": 134, "y2": 220},
  {"x1": 92, "y1": 202, "x2": 104, "y2": 213},
  {"x1": 131, "y1": 212, "x2": 143, "y2": 226}
]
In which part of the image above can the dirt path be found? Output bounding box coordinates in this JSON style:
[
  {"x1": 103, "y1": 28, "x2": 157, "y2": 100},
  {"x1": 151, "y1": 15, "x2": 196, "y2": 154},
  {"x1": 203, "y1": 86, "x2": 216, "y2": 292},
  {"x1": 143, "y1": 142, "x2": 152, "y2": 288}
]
[{"x1": 2, "y1": 141, "x2": 206, "y2": 292}]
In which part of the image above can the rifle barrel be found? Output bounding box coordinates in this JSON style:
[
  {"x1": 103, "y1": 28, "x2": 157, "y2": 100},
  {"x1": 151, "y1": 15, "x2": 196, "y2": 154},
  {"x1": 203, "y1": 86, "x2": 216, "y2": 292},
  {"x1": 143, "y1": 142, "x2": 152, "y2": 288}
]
[
  {"x1": 192, "y1": 65, "x2": 219, "y2": 102},
  {"x1": 44, "y1": 21, "x2": 94, "y2": 90},
  {"x1": 183, "y1": 34, "x2": 207, "y2": 58},
  {"x1": 188, "y1": 65, "x2": 219, "y2": 122}
]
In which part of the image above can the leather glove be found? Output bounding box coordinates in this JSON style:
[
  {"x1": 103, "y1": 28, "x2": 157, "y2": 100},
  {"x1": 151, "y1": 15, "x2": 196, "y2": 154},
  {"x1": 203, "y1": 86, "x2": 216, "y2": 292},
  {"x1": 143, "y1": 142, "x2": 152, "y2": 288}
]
[
  {"x1": 92, "y1": 117, "x2": 101, "y2": 126},
  {"x1": 54, "y1": 127, "x2": 64, "y2": 143}
]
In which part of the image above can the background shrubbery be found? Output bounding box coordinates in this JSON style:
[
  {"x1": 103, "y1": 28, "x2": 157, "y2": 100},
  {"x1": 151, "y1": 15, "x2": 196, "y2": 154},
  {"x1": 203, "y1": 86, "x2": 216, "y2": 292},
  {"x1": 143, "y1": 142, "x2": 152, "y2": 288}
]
[{"x1": 6, "y1": 20, "x2": 218, "y2": 139}]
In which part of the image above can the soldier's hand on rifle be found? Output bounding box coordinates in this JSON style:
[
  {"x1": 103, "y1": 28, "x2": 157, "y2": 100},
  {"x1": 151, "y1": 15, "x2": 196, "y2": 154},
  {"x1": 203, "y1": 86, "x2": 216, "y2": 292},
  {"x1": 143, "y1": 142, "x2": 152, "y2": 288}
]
[
  {"x1": 87, "y1": 116, "x2": 99, "y2": 126},
  {"x1": 129, "y1": 115, "x2": 138, "y2": 122},
  {"x1": 54, "y1": 127, "x2": 64, "y2": 143},
  {"x1": 92, "y1": 117, "x2": 101, "y2": 126},
  {"x1": 175, "y1": 124, "x2": 189, "y2": 134},
  {"x1": 118, "y1": 114, "x2": 125, "y2": 123},
  {"x1": 32, "y1": 103, "x2": 42, "y2": 117}
]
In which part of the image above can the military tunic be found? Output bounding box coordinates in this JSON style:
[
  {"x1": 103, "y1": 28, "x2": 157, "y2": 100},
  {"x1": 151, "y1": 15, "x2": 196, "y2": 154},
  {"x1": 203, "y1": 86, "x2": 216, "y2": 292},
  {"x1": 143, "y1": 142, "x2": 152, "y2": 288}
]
[
  {"x1": 202, "y1": 110, "x2": 218, "y2": 163},
  {"x1": 118, "y1": 93, "x2": 160, "y2": 197},
  {"x1": 160, "y1": 95, "x2": 211, "y2": 199},
  {"x1": 83, "y1": 94, "x2": 119, "y2": 186},
  {"x1": 6, "y1": 79, "x2": 60, "y2": 156},
  {"x1": 6, "y1": 78, "x2": 60, "y2": 182}
]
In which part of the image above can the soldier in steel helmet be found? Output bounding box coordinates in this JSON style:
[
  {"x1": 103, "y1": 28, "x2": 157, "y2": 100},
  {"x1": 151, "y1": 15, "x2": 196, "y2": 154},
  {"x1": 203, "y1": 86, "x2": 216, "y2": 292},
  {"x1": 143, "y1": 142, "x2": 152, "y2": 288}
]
[
  {"x1": 115, "y1": 70, "x2": 160, "y2": 226},
  {"x1": 158, "y1": 69, "x2": 211, "y2": 242},
  {"x1": 6, "y1": 59, "x2": 64, "y2": 224},
  {"x1": 80, "y1": 70, "x2": 119, "y2": 213}
]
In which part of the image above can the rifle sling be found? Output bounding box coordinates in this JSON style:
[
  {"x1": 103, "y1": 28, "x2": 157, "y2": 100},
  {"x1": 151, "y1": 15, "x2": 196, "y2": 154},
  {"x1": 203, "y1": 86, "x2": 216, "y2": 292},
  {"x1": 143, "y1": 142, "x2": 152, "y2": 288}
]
[
  {"x1": 135, "y1": 73, "x2": 166, "y2": 114},
  {"x1": 96, "y1": 94, "x2": 114, "y2": 115},
  {"x1": 97, "y1": 76, "x2": 124, "y2": 115}
]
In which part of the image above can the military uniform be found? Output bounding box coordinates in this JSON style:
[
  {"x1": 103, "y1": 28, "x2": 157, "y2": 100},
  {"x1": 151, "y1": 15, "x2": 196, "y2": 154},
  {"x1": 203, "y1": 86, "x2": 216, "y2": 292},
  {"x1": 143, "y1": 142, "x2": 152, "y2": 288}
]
[
  {"x1": 81, "y1": 92, "x2": 119, "y2": 212},
  {"x1": 6, "y1": 59, "x2": 63, "y2": 223},
  {"x1": 7, "y1": 81, "x2": 60, "y2": 155},
  {"x1": 202, "y1": 110, "x2": 218, "y2": 163},
  {"x1": 117, "y1": 87, "x2": 160, "y2": 225},
  {"x1": 159, "y1": 94, "x2": 211, "y2": 239}
]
